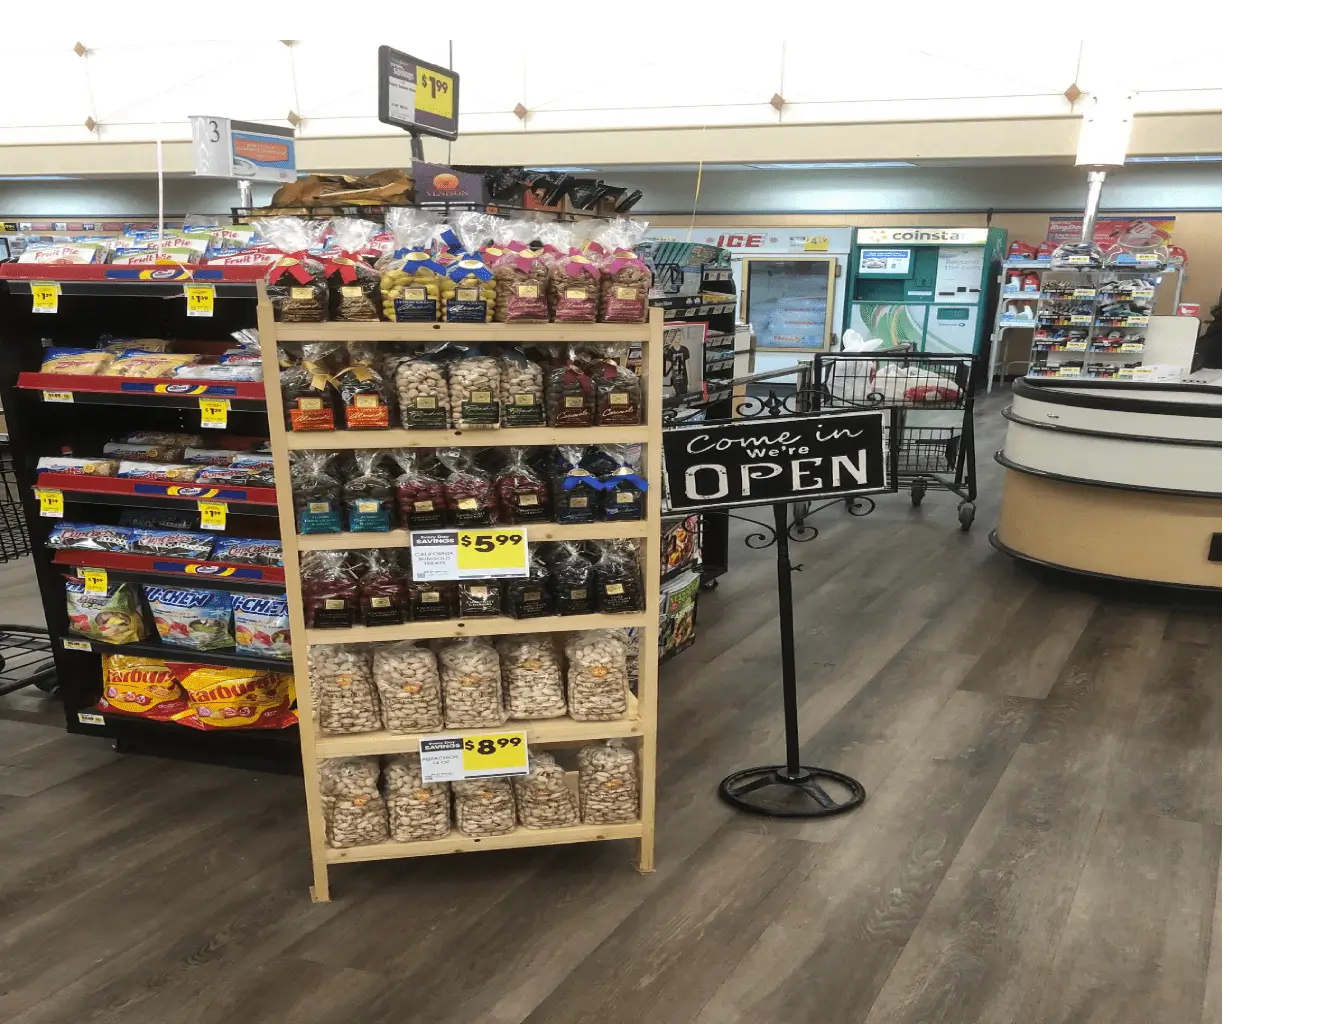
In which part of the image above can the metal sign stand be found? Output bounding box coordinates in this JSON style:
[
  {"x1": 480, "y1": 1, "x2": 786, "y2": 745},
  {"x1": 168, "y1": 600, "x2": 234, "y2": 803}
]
[{"x1": 718, "y1": 500, "x2": 866, "y2": 816}]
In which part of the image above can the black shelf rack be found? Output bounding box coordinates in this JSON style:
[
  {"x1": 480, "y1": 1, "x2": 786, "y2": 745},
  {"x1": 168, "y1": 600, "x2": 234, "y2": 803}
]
[{"x1": 0, "y1": 277, "x2": 298, "y2": 773}]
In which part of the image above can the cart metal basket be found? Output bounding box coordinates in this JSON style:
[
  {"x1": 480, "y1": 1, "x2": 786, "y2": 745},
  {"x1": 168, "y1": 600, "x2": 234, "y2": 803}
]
[{"x1": 0, "y1": 438, "x2": 32, "y2": 561}]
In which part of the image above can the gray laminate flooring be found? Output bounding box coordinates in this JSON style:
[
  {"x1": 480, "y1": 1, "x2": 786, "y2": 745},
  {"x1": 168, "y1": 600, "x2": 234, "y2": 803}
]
[{"x1": 0, "y1": 391, "x2": 1221, "y2": 1024}]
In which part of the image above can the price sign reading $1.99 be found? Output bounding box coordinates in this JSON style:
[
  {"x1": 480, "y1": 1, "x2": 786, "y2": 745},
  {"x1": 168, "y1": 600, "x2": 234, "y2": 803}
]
[{"x1": 418, "y1": 731, "x2": 529, "y2": 782}]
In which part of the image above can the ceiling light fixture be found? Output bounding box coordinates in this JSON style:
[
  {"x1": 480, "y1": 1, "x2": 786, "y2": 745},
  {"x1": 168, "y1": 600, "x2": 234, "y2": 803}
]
[
  {"x1": 1124, "y1": 154, "x2": 1222, "y2": 163},
  {"x1": 747, "y1": 161, "x2": 916, "y2": 170}
]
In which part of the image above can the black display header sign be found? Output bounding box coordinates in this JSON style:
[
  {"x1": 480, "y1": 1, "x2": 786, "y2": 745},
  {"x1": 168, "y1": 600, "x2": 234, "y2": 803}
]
[
  {"x1": 663, "y1": 411, "x2": 886, "y2": 513},
  {"x1": 378, "y1": 46, "x2": 459, "y2": 141}
]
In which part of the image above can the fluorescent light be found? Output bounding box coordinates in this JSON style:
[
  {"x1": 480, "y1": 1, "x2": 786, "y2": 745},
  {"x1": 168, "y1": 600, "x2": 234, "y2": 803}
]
[
  {"x1": 529, "y1": 166, "x2": 598, "y2": 173},
  {"x1": 0, "y1": 175, "x2": 79, "y2": 181},
  {"x1": 747, "y1": 161, "x2": 916, "y2": 170},
  {"x1": 1124, "y1": 154, "x2": 1221, "y2": 163}
]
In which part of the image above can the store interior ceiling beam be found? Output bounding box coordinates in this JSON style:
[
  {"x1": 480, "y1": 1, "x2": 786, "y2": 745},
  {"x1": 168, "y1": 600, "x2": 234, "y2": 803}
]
[{"x1": 0, "y1": 113, "x2": 1220, "y2": 179}]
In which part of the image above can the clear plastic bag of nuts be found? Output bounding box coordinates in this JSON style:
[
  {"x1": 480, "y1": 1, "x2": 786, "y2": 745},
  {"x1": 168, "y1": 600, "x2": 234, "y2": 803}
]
[
  {"x1": 438, "y1": 636, "x2": 505, "y2": 729},
  {"x1": 577, "y1": 740, "x2": 639, "y2": 824},
  {"x1": 394, "y1": 346, "x2": 451, "y2": 430},
  {"x1": 372, "y1": 640, "x2": 442, "y2": 733},
  {"x1": 449, "y1": 351, "x2": 501, "y2": 430},
  {"x1": 384, "y1": 753, "x2": 451, "y2": 842},
  {"x1": 497, "y1": 348, "x2": 545, "y2": 426},
  {"x1": 497, "y1": 633, "x2": 565, "y2": 719},
  {"x1": 565, "y1": 629, "x2": 629, "y2": 721},
  {"x1": 310, "y1": 643, "x2": 380, "y2": 735},
  {"x1": 453, "y1": 777, "x2": 517, "y2": 837},
  {"x1": 516, "y1": 750, "x2": 579, "y2": 828},
  {"x1": 319, "y1": 756, "x2": 390, "y2": 847}
]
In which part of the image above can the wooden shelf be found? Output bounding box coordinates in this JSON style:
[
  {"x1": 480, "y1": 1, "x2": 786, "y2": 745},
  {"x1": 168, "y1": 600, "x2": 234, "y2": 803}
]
[
  {"x1": 284, "y1": 426, "x2": 651, "y2": 450},
  {"x1": 273, "y1": 322, "x2": 652, "y2": 343},
  {"x1": 295, "y1": 521, "x2": 650, "y2": 551},
  {"x1": 325, "y1": 820, "x2": 644, "y2": 863},
  {"x1": 306, "y1": 612, "x2": 650, "y2": 646},
  {"x1": 316, "y1": 695, "x2": 643, "y2": 757}
]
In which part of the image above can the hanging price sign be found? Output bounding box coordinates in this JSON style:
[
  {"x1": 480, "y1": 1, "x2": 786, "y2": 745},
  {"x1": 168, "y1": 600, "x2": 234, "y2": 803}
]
[
  {"x1": 198, "y1": 501, "x2": 228, "y2": 530},
  {"x1": 410, "y1": 528, "x2": 529, "y2": 581},
  {"x1": 31, "y1": 282, "x2": 60, "y2": 313},
  {"x1": 36, "y1": 489, "x2": 64, "y2": 517},
  {"x1": 199, "y1": 398, "x2": 230, "y2": 429},
  {"x1": 419, "y1": 731, "x2": 529, "y2": 782},
  {"x1": 185, "y1": 284, "x2": 215, "y2": 317},
  {"x1": 81, "y1": 569, "x2": 108, "y2": 595}
]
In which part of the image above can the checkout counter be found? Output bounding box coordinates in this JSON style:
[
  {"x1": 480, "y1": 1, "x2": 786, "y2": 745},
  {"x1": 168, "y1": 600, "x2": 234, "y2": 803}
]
[{"x1": 992, "y1": 372, "x2": 1221, "y2": 589}]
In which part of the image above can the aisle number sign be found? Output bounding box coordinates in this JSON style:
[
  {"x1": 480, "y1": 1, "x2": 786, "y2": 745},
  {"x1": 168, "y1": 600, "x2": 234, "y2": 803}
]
[
  {"x1": 199, "y1": 398, "x2": 230, "y2": 429},
  {"x1": 36, "y1": 489, "x2": 64, "y2": 517},
  {"x1": 198, "y1": 501, "x2": 228, "y2": 530},
  {"x1": 378, "y1": 46, "x2": 459, "y2": 141},
  {"x1": 185, "y1": 284, "x2": 215, "y2": 317},
  {"x1": 31, "y1": 282, "x2": 60, "y2": 313},
  {"x1": 410, "y1": 528, "x2": 529, "y2": 581},
  {"x1": 419, "y1": 731, "x2": 529, "y2": 782}
]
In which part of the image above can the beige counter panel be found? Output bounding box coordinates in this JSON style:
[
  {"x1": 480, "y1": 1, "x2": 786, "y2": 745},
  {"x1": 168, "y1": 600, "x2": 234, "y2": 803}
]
[{"x1": 996, "y1": 470, "x2": 1220, "y2": 589}]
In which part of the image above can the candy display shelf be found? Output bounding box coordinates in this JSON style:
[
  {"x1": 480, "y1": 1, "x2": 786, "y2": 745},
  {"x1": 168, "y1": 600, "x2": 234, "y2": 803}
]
[{"x1": 257, "y1": 284, "x2": 664, "y2": 902}]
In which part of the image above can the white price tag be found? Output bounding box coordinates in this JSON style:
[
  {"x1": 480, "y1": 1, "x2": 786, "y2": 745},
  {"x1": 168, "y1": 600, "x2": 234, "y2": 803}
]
[
  {"x1": 63, "y1": 638, "x2": 92, "y2": 652},
  {"x1": 76, "y1": 711, "x2": 105, "y2": 725}
]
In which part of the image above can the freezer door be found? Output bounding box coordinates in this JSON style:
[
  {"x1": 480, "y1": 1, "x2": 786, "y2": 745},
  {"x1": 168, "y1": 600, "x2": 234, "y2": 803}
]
[{"x1": 740, "y1": 256, "x2": 838, "y2": 352}]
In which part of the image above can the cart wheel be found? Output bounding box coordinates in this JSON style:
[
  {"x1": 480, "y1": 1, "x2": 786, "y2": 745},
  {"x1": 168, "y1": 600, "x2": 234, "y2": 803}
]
[
  {"x1": 958, "y1": 502, "x2": 976, "y2": 532},
  {"x1": 910, "y1": 481, "x2": 927, "y2": 507},
  {"x1": 701, "y1": 578, "x2": 719, "y2": 591}
]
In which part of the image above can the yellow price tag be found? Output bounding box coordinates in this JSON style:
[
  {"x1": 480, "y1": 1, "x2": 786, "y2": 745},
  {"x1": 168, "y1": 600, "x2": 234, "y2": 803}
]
[
  {"x1": 32, "y1": 282, "x2": 60, "y2": 313},
  {"x1": 416, "y1": 66, "x2": 455, "y2": 119},
  {"x1": 460, "y1": 731, "x2": 528, "y2": 776},
  {"x1": 37, "y1": 489, "x2": 64, "y2": 517},
  {"x1": 455, "y1": 527, "x2": 528, "y2": 578},
  {"x1": 81, "y1": 569, "x2": 108, "y2": 595},
  {"x1": 198, "y1": 501, "x2": 227, "y2": 530},
  {"x1": 42, "y1": 390, "x2": 74, "y2": 403},
  {"x1": 199, "y1": 398, "x2": 230, "y2": 429},
  {"x1": 185, "y1": 284, "x2": 215, "y2": 317},
  {"x1": 803, "y1": 236, "x2": 830, "y2": 252}
]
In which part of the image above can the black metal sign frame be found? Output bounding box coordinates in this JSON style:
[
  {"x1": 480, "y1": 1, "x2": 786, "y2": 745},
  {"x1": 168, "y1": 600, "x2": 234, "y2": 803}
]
[
  {"x1": 377, "y1": 46, "x2": 460, "y2": 143},
  {"x1": 662, "y1": 409, "x2": 887, "y2": 514}
]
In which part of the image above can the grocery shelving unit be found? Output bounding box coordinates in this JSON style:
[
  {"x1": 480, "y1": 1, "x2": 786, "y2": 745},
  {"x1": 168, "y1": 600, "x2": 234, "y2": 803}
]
[
  {"x1": 256, "y1": 285, "x2": 663, "y2": 902},
  {"x1": 0, "y1": 267, "x2": 301, "y2": 771}
]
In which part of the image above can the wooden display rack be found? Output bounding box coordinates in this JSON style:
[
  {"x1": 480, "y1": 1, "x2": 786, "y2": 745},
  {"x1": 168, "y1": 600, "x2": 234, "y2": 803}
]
[{"x1": 256, "y1": 285, "x2": 663, "y2": 902}]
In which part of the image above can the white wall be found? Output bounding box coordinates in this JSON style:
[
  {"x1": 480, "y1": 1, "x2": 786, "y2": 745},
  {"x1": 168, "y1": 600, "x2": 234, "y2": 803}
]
[{"x1": 0, "y1": 163, "x2": 1220, "y2": 218}]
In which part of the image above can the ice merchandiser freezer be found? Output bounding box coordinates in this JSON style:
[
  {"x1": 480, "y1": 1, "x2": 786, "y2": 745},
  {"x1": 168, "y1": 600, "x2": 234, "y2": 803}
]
[
  {"x1": 643, "y1": 227, "x2": 851, "y2": 375},
  {"x1": 842, "y1": 226, "x2": 1007, "y2": 355}
]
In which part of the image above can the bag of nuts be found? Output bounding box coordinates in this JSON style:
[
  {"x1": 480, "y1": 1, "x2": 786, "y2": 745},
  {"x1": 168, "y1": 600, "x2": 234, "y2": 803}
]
[
  {"x1": 596, "y1": 444, "x2": 648, "y2": 523},
  {"x1": 494, "y1": 447, "x2": 549, "y2": 524},
  {"x1": 497, "y1": 632, "x2": 565, "y2": 719},
  {"x1": 336, "y1": 344, "x2": 392, "y2": 430},
  {"x1": 292, "y1": 450, "x2": 343, "y2": 535},
  {"x1": 310, "y1": 643, "x2": 380, "y2": 735},
  {"x1": 373, "y1": 640, "x2": 442, "y2": 732},
  {"x1": 409, "y1": 578, "x2": 459, "y2": 621},
  {"x1": 591, "y1": 352, "x2": 643, "y2": 425},
  {"x1": 258, "y1": 217, "x2": 330, "y2": 322},
  {"x1": 492, "y1": 241, "x2": 550, "y2": 322},
  {"x1": 453, "y1": 777, "x2": 517, "y2": 837},
  {"x1": 593, "y1": 541, "x2": 645, "y2": 613},
  {"x1": 358, "y1": 549, "x2": 409, "y2": 627},
  {"x1": 544, "y1": 349, "x2": 595, "y2": 427},
  {"x1": 439, "y1": 637, "x2": 504, "y2": 729},
  {"x1": 458, "y1": 579, "x2": 503, "y2": 619},
  {"x1": 301, "y1": 550, "x2": 359, "y2": 629},
  {"x1": 392, "y1": 448, "x2": 449, "y2": 530},
  {"x1": 516, "y1": 750, "x2": 579, "y2": 828},
  {"x1": 440, "y1": 256, "x2": 496, "y2": 323},
  {"x1": 342, "y1": 451, "x2": 395, "y2": 532},
  {"x1": 319, "y1": 757, "x2": 390, "y2": 848},
  {"x1": 547, "y1": 249, "x2": 601, "y2": 323},
  {"x1": 549, "y1": 541, "x2": 595, "y2": 616},
  {"x1": 577, "y1": 740, "x2": 639, "y2": 824},
  {"x1": 449, "y1": 351, "x2": 501, "y2": 430},
  {"x1": 592, "y1": 218, "x2": 652, "y2": 323},
  {"x1": 565, "y1": 630, "x2": 629, "y2": 721},
  {"x1": 379, "y1": 208, "x2": 447, "y2": 322},
  {"x1": 384, "y1": 754, "x2": 451, "y2": 842},
  {"x1": 280, "y1": 342, "x2": 342, "y2": 432},
  {"x1": 437, "y1": 448, "x2": 497, "y2": 527},
  {"x1": 502, "y1": 554, "x2": 554, "y2": 620},
  {"x1": 497, "y1": 348, "x2": 545, "y2": 426},
  {"x1": 395, "y1": 348, "x2": 451, "y2": 430},
  {"x1": 551, "y1": 445, "x2": 601, "y2": 525},
  {"x1": 324, "y1": 217, "x2": 383, "y2": 321}
]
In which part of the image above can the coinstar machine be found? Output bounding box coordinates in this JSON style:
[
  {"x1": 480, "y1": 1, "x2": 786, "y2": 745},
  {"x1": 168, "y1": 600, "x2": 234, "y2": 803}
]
[{"x1": 842, "y1": 226, "x2": 1006, "y2": 356}]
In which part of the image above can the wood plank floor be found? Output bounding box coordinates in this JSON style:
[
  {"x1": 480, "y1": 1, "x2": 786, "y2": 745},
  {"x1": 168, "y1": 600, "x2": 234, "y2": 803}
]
[{"x1": 0, "y1": 390, "x2": 1221, "y2": 1024}]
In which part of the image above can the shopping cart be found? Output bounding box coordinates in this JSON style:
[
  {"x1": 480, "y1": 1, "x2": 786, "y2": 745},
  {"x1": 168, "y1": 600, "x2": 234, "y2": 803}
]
[
  {"x1": 0, "y1": 626, "x2": 57, "y2": 696},
  {"x1": 810, "y1": 351, "x2": 979, "y2": 530},
  {"x1": 0, "y1": 436, "x2": 32, "y2": 561}
]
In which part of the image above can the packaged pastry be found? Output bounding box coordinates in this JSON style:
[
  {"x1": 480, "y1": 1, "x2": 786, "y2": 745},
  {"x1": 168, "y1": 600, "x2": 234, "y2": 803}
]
[
  {"x1": 47, "y1": 522, "x2": 136, "y2": 553},
  {"x1": 379, "y1": 208, "x2": 447, "y2": 322},
  {"x1": 123, "y1": 431, "x2": 205, "y2": 448},
  {"x1": 324, "y1": 217, "x2": 383, "y2": 321},
  {"x1": 171, "y1": 362, "x2": 263, "y2": 382},
  {"x1": 301, "y1": 550, "x2": 359, "y2": 629},
  {"x1": 171, "y1": 664, "x2": 298, "y2": 730},
  {"x1": 548, "y1": 249, "x2": 601, "y2": 322},
  {"x1": 97, "y1": 654, "x2": 188, "y2": 721},
  {"x1": 393, "y1": 448, "x2": 448, "y2": 530},
  {"x1": 142, "y1": 584, "x2": 235, "y2": 651},
  {"x1": 231, "y1": 592, "x2": 292, "y2": 660},
  {"x1": 280, "y1": 342, "x2": 341, "y2": 432},
  {"x1": 104, "y1": 352, "x2": 199, "y2": 378},
  {"x1": 336, "y1": 345, "x2": 392, "y2": 429},
  {"x1": 183, "y1": 448, "x2": 242, "y2": 466},
  {"x1": 36, "y1": 456, "x2": 118, "y2": 477},
  {"x1": 103, "y1": 442, "x2": 185, "y2": 462},
  {"x1": 66, "y1": 577, "x2": 147, "y2": 644},
  {"x1": 291, "y1": 451, "x2": 343, "y2": 535},
  {"x1": 438, "y1": 448, "x2": 497, "y2": 527},
  {"x1": 129, "y1": 527, "x2": 215, "y2": 559},
  {"x1": 212, "y1": 537, "x2": 283, "y2": 567},
  {"x1": 41, "y1": 348, "x2": 115, "y2": 375},
  {"x1": 115, "y1": 461, "x2": 200, "y2": 481},
  {"x1": 342, "y1": 451, "x2": 395, "y2": 532},
  {"x1": 258, "y1": 217, "x2": 330, "y2": 322},
  {"x1": 100, "y1": 337, "x2": 171, "y2": 353}
]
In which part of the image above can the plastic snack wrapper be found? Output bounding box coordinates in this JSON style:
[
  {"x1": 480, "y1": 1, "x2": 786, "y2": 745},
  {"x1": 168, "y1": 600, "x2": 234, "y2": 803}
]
[
  {"x1": 104, "y1": 441, "x2": 185, "y2": 462},
  {"x1": 358, "y1": 549, "x2": 409, "y2": 627},
  {"x1": 453, "y1": 777, "x2": 516, "y2": 838},
  {"x1": 123, "y1": 430, "x2": 205, "y2": 448},
  {"x1": 497, "y1": 632, "x2": 563, "y2": 718},
  {"x1": 231, "y1": 592, "x2": 292, "y2": 660},
  {"x1": 212, "y1": 536, "x2": 283, "y2": 567},
  {"x1": 551, "y1": 445, "x2": 601, "y2": 525},
  {"x1": 566, "y1": 632, "x2": 630, "y2": 722},
  {"x1": 324, "y1": 217, "x2": 383, "y2": 321},
  {"x1": 409, "y1": 579, "x2": 459, "y2": 621},
  {"x1": 129, "y1": 527, "x2": 216, "y2": 559},
  {"x1": 439, "y1": 637, "x2": 504, "y2": 729},
  {"x1": 379, "y1": 208, "x2": 447, "y2": 322},
  {"x1": 47, "y1": 522, "x2": 136, "y2": 553},
  {"x1": 342, "y1": 450, "x2": 395, "y2": 532},
  {"x1": 301, "y1": 550, "x2": 359, "y2": 629},
  {"x1": 171, "y1": 664, "x2": 298, "y2": 731},
  {"x1": 281, "y1": 342, "x2": 342, "y2": 432},
  {"x1": 104, "y1": 352, "x2": 199, "y2": 378},
  {"x1": 115, "y1": 461, "x2": 201, "y2": 481},
  {"x1": 393, "y1": 448, "x2": 448, "y2": 530},
  {"x1": 373, "y1": 640, "x2": 442, "y2": 733},
  {"x1": 438, "y1": 448, "x2": 497, "y2": 527},
  {"x1": 258, "y1": 217, "x2": 330, "y2": 322},
  {"x1": 494, "y1": 447, "x2": 550, "y2": 523},
  {"x1": 596, "y1": 444, "x2": 648, "y2": 522},
  {"x1": 97, "y1": 654, "x2": 189, "y2": 722},
  {"x1": 36, "y1": 456, "x2": 118, "y2": 477},
  {"x1": 593, "y1": 218, "x2": 652, "y2": 323},
  {"x1": 292, "y1": 450, "x2": 343, "y2": 535},
  {"x1": 142, "y1": 584, "x2": 235, "y2": 651},
  {"x1": 577, "y1": 739, "x2": 639, "y2": 822},
  {"x1": 336, "y1": 344, "x2": 393, "y2": 429},
  {"x1": 66, "y1": 577, "x2": 147, "y2": 644},
  {"x1": 41, "y1": 348, "x2": 115, "y2": 375}
]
